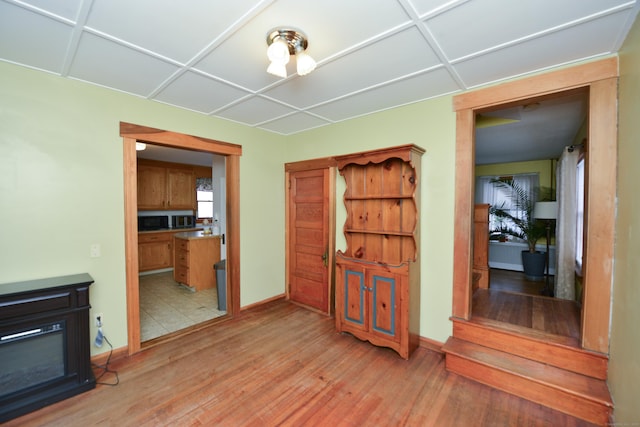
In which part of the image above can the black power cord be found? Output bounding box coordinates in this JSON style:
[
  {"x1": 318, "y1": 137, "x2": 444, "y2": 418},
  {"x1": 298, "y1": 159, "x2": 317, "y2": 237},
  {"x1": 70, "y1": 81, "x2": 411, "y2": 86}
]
[{"x1": 91, "y1": 335, "x2": 120, "y2": 386}]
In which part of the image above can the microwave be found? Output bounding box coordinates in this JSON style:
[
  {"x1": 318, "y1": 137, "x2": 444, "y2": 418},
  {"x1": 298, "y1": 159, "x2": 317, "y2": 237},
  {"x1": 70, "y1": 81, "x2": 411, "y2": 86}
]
[
  {"x1": 138, "y1": 215, "x2": 169, "y2": 231},
  {"x1": 172, "y1": 215, "x2": 195, "y2": 229}
]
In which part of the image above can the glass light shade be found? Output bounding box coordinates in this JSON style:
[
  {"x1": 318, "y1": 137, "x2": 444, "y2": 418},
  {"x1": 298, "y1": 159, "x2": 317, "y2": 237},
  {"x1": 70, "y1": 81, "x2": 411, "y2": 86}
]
[
  {"x1": 267, "y1": 38, "x2": 290, "y2": 65},
  {"x1": 295, "y1": 51, "x2": 316, "y2": 76},
  {"x1": 135, "y1": 142, "x2": 146, "y2": 151},
  {"x1": 267, "y1": 61, "x2": 287, "y2": 78},
  {"x1": 533, "y1": 201, "x2": 558, "y2": 220}
]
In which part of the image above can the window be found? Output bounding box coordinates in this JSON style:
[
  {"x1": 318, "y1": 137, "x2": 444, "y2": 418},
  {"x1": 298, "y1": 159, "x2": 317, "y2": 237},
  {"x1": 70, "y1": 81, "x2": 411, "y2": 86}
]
[
  {"x1": 196, "y1": 178, "x2": 213, "y2": 219},
  {"x1": 575, "y1": 158, "x2": 585, "y2": 268},
  {"x1": 475, "y1": 173, "x2": 539, "y2": 236}
]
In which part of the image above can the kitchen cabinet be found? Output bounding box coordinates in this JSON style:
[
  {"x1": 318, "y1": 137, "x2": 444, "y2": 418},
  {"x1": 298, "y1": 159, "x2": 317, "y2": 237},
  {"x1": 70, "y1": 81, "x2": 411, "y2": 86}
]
[
  {"x1": 334, "y1": 144, "x2": 424, "y2": 359},
  {"x1": 174, "y1": 233, "x2": 221, "y2": 292},
  {"x1": 167, "y1": 168, "x2": 195, "y2": 209},
  {"x1": 138, "y1": 232, "x2": 173, "y2": 272},
  {"x1": 137, "y1": 159, "x2": 195, "y2": 210},
  {"x1": 137, "y1": 164, "x2": 167, "y2": 210}
]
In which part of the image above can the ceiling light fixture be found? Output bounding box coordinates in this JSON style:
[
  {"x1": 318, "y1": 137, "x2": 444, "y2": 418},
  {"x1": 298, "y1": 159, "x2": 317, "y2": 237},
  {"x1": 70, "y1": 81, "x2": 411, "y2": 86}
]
[
  {"x1": 135, "y1": 142, "x2": 146, "y2": 151},
  {"x1": 266, "y1": 28, "x2": 316, "y2": 78}
]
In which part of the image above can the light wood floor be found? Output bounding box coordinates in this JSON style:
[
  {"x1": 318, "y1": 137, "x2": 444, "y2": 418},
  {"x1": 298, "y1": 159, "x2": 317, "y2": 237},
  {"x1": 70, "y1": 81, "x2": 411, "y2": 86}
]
[
  {"x1": 472, "y1": 269, "x2": 581, "y2": 341},
  {"x1": 10, "y1": 299, "x2": 595, "y2": 426}
]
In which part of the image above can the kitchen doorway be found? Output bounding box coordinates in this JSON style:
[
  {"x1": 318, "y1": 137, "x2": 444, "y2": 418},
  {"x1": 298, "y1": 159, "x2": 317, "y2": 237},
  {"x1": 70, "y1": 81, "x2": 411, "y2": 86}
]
[
  {"x1": 121, "y1": 122, "x2": 242, "y2": 355},
  {"x1": 137, "y1": 144, "x2": 228, "y2": 343}
]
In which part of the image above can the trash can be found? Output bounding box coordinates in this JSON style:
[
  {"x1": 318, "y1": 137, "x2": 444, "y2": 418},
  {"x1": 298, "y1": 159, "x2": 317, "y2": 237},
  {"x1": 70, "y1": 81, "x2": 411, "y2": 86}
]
[{"x1": 214, "y1": 260, "x2": 226, "y2": 311}]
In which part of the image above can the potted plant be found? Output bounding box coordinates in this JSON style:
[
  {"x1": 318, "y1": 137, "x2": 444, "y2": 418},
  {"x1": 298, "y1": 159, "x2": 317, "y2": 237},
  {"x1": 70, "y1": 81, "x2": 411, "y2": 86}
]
[{"x1": 489, "y1": 178, "x2": 549, "y2": 281}]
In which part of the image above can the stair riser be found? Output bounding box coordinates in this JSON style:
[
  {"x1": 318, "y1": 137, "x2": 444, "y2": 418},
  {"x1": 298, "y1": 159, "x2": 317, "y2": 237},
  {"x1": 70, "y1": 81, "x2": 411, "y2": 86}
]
[
  {"x1": 453, "y1": 321, "x2": 607, "y2": 379},
  {"x1": 446, "y1": 354, "x2": 611, "y2": 426}
]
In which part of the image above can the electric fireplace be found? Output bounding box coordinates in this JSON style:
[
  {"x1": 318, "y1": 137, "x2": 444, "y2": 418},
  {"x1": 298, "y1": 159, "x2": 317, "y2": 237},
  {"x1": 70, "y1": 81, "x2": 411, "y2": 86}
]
[{"x1": 0, "y1": 274, "x2": 95, "y2": 422}]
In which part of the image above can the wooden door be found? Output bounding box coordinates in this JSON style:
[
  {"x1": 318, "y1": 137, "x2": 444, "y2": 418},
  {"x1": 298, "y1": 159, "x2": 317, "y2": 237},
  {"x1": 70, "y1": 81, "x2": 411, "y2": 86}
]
[{"x1": 289, "y1": 169, "x2": 330, "y2": 313}]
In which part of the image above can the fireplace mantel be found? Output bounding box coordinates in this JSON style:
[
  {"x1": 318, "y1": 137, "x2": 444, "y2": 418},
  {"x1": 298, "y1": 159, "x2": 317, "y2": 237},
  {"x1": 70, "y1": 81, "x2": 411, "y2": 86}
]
[{"x1": 0, "y1": 273, "x2": 95, "y2": 422}]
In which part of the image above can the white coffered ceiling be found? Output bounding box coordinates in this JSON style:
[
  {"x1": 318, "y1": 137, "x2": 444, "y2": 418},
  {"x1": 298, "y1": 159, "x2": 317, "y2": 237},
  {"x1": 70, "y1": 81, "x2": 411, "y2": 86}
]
[{"x1": 1, "y1": 0, "x2": 638, "y2": 162}]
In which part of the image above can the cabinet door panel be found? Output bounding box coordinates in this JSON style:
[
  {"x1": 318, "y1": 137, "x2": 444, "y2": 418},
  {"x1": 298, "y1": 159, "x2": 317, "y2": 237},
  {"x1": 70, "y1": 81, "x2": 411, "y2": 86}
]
[
  {"x1": 167, "y1": 168, "x2": 195, "y2": 209},
  {"x1": 139, "y1": 241, "x2": 171, "y2": 271},
  {"x1": 370, "y1": 273, "x2": 399, "y2": 341},
  {"x1": 137, "y1": 165, "x2": 166, "y2": 210},
  {"x1": 342, "y1": 268, "x2": 367, "y2": 331}
]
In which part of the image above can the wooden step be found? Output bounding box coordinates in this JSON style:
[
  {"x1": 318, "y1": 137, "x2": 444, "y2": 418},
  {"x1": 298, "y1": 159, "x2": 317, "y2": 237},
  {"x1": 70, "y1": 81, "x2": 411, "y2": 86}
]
[
  {"x1": 443, "y1": 337, "x2": 613, "y2": 426},
  {"x1": 452, "y1": 317, "x2": 608, "y2": 379}
]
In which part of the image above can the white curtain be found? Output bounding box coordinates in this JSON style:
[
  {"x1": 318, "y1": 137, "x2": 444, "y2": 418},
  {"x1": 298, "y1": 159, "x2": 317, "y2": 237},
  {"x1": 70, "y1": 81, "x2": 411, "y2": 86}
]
[{"x1": 555, "y1": 148, "x2": 580, "y2": 300}]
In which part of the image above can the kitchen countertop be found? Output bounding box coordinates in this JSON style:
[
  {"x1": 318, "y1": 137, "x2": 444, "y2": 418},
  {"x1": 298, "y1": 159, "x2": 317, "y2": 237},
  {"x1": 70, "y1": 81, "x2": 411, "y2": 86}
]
[{"x1": 174, "y1": 230, "x2": 222, "y2": 240}]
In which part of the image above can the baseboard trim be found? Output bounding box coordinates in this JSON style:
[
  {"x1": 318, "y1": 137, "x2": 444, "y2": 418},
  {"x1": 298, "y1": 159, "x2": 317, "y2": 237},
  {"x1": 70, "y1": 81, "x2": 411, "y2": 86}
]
[
  {"x1": 241, "y1": 294, "x2": 286, "y2": 312},
  {"x1": 91, "y1": 345, "x2": 128, "y2": 367},
  {"x1": 419, "y1": 336, "x2": 445, "y2": 354}
]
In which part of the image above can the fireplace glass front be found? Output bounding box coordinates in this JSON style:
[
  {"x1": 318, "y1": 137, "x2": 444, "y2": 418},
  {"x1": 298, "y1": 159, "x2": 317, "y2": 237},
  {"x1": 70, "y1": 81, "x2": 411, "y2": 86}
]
[{"x1": 0, "y1": 321, "x2": 66, "y2": 397}]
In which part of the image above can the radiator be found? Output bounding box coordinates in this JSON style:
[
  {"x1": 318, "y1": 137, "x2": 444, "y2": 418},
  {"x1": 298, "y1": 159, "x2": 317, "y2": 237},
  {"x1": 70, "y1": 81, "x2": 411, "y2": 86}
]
[{"x1": 489, "y1": 241, "x2": 555, "y2": 275}]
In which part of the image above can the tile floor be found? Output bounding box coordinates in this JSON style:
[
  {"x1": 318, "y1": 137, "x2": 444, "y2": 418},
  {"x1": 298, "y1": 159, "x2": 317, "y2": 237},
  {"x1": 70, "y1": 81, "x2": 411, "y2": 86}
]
[{"x1": 139, "y1": 271, "x2": 226, "y2": 342}]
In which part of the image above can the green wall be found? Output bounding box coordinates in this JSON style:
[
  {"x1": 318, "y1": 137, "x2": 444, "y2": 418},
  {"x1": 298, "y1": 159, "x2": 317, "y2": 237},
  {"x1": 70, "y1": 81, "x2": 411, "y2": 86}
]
[
  {"x1": 476, "y1": 159, "x2": 556, "y2": 194},
  {"x1": 0, "y1": 62, "x2": 287, "y2": 355},
  {"x1": 610, "y1": 14, "x2": 640, "y2": 424},
  {"x1": 285, "y1": 96, "x2": 456, "y2": 343}
]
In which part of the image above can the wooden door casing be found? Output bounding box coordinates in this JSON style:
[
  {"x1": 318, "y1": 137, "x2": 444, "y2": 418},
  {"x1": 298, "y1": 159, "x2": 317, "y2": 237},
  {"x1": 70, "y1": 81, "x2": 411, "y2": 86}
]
[
  {"x1": 288, "y1": 169, "x2": 330, "y2": 313},
  {"x1": 451, "y1": 58, "x2": 617, "y2": 354},
  {"x1": 121, "y1": 122, "x2": 242, "y2": 355}
]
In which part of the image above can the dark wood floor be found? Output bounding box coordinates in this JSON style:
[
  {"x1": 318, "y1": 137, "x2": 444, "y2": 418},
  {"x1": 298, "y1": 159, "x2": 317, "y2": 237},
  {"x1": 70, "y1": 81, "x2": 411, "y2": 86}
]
[
  {"x1": 473, "y1": 269, "x2": 581, "y2": 341},
  {"x1": 488, "y1": 268, "x2": 548, "y2": 295},
  {"x1": 9, "y1": 299, "x2": 595, "y2": 426}
]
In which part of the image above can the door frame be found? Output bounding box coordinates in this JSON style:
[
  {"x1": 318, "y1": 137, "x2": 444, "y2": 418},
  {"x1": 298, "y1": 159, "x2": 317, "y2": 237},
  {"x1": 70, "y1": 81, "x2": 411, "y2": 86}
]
[
  {"x1": 285, "y1": 157, "x2": 337, "y2": 315},
  {"x1": 450, "y1": 57, "x2": 618, "y2": 354},
  {"x1": 121, "y1": 122, "x2": 242, "y2": 355}
]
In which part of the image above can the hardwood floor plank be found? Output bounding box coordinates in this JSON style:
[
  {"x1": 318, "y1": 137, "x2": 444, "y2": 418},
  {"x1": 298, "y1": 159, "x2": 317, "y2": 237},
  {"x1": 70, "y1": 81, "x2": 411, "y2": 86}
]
[
  {"x1": 7, "y1": 300, "x2": 596, "y2": 427},
  {"x1": 473, "y1": 288, "x2": 581, "y2": 340}
]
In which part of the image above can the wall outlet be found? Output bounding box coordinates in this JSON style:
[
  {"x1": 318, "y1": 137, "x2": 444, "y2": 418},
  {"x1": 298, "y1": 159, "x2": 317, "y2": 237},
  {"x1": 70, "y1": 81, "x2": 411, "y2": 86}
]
[
  {"x1": 90, "y1": 244, "x2": 101, "y2": 258},
  {"x1": 95, "y1": 313, "x2": 103, "y2": 327}
]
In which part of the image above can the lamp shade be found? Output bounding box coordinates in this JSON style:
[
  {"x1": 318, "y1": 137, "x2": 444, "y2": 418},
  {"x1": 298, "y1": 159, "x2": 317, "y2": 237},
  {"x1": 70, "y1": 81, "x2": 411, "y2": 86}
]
[
  {"x1": 534, "y1": 201, "x2": 558, "y2": 220},
  {"x1": 267, "y1": 61, "x2": 287, "y2": 78},
  {"x1": 295, "y1": 50, "x2": 316, "y2": 76},
  {"x1": 267, "y1": 38, "x2": 290, "y2": 64}
]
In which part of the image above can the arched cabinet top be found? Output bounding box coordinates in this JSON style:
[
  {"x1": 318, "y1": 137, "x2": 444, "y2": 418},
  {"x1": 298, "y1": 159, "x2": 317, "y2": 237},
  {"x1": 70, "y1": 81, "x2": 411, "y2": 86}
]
[{"x1": 335, "y1": 144, "x2": 425, "y2": 171}]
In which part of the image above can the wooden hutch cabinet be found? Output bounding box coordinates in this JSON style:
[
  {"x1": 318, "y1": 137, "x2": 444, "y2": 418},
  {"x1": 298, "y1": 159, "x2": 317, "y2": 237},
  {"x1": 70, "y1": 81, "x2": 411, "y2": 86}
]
[{"x1": 335, "y1": 144, "x2": 424, "y2": 359}]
